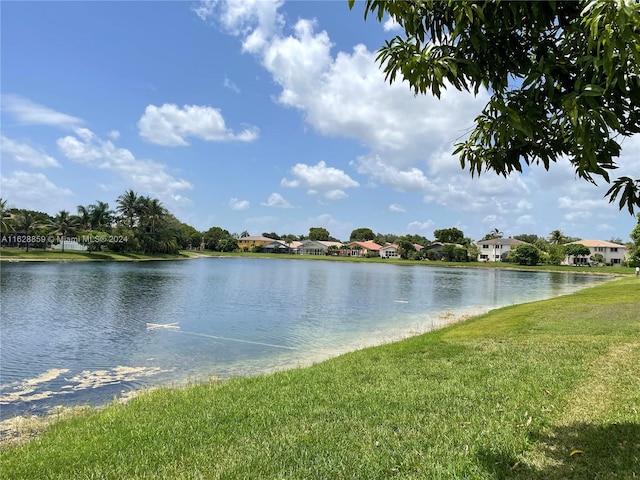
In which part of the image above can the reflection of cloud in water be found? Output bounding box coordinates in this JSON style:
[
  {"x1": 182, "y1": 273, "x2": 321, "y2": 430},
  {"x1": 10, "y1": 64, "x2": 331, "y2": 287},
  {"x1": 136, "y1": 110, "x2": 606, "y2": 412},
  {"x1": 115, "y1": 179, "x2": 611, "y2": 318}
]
[{"x1": 0, "y1": 366, "x2": 169, "y2": 404}]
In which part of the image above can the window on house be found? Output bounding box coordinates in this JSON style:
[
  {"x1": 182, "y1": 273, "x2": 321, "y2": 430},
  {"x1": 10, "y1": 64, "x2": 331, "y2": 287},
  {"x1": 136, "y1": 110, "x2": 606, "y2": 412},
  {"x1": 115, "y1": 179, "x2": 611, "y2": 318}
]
[
  {"x1": 482, "y1": 245, "x2": 489, "y2": 249},
  {"x1": 610, "y1": 248, "x2": 618, "y2": 252}
]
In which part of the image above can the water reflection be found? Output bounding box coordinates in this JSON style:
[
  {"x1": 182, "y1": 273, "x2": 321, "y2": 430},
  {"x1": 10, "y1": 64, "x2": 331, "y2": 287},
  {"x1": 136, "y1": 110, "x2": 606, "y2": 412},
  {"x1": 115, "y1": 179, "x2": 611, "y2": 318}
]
[{"x1": 0, "y1": 259, "x2": 608, "y2": 419}]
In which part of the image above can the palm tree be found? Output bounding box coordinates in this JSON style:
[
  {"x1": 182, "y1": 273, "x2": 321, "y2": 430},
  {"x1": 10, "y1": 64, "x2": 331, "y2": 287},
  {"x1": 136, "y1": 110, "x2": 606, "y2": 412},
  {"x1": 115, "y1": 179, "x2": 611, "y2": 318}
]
[
  {"x1": 15, "y1": 212, "x2": 37, "y2": 253},
  {"x1": 0, "y1": 198, "x2": 14, "y2": 238},
  {"x1": 49, "y1": 210, "x2": 80, "y2": 252},
  {"x1": 146, "y1": 198, "x2": 166, "y2": 234},
  {"x1": 90, "y1": 201, "x2": 113, "y2": 231},
  {"x1": 77, "y1": 205, "x2": 92, "y2": 230},
  {"x1": 116, "y1": 189, "x2": 140, "y2": 228},
  {"x1": 548, "y1": 229, "x2": 566, "y2": 245}
]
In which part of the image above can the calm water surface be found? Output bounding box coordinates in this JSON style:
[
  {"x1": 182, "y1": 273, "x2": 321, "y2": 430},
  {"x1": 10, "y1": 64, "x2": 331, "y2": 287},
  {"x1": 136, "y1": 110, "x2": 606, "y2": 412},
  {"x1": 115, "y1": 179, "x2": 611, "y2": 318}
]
[{"x1": 0, "y1": 258, "x2": 607, "y2": 419}]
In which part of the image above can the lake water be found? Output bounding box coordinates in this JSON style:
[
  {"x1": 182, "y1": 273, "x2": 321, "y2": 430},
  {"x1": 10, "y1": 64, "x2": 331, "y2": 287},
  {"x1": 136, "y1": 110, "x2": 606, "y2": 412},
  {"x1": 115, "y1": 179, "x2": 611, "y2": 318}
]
[{"x1": 0, "y1": 258, "x2": 608, "y2": 419}]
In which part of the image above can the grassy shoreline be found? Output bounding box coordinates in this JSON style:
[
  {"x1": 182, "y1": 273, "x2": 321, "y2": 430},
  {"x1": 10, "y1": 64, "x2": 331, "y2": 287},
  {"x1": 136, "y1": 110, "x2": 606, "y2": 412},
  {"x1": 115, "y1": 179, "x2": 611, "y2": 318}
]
[{"x1": 1, "y1": 277, "x2": 638, "y2": 478}]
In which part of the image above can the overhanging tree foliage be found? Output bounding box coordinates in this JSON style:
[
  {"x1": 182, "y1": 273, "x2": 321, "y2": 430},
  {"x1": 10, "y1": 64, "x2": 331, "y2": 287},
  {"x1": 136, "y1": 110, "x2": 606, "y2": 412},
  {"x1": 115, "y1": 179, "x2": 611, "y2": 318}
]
[{"x1": 349, "y1": 0, "x2": 640, "y2": 213}]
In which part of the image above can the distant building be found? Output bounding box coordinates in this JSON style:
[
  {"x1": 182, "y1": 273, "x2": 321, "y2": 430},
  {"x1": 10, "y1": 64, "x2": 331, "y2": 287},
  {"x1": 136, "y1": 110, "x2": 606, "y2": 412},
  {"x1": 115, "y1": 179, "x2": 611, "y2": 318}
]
[
  {"x1": 562, "y1": 240, "x2": 627, "y2": 266},
  {"x1": 237, "y1": 235, "x2": 275, "y2": 251},
  {"x1": 475, "y1": 238, "x2": 526, "y2": 262}
]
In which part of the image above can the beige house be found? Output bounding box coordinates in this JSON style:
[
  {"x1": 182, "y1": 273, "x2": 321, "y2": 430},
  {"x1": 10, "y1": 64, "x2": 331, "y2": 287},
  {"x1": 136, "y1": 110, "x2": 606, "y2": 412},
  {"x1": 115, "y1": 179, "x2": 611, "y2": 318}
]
[
  {"x1": 475, "y1": 238, "x2": 526, "y2": 262},
  {"x1": 563, "y1": 240, "x2": 627, "y2": 266}
]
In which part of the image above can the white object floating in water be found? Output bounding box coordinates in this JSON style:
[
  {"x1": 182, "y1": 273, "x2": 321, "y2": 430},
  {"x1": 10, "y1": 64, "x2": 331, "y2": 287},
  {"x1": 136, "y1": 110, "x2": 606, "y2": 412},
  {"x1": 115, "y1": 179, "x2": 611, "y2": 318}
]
[
  {"x1": 146, "y1": 322, "x2": 180, "y2": 331},
  {"x1": 394, "y1": 300, "x2": 409, "y2": 304}
]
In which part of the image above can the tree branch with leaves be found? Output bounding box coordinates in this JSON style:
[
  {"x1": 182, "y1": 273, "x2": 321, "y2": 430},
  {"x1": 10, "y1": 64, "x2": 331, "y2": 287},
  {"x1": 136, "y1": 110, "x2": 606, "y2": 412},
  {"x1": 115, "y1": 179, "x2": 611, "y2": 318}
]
[{"x1": 349, "y1": 0, "x2": 640, "y2": 213}]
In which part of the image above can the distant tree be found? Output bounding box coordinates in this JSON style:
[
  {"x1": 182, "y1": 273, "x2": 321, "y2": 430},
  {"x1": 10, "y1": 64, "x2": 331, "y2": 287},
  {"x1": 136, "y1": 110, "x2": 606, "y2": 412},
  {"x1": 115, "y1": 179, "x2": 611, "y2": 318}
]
[
  {"x1": 89, "y1": 201, "x2": 113, "y2": 232},
  {"x1": 350, "y1": 0, "x2": 640, "y2": 214},
  {"x1": 608, "y1": 237, "x2": 624, "y2": 245},
  {"x1": 309, "y1": 227, "x2": 330, "y2": 241},
  {"x1": 204, "y1": 226, "x2": 232, "y2": 251},
  {"x1": 481, "y1": 228, "x2": 504, "y2": 241},
  {"x1": 548, "y1": 230, "x2": 567, "y2": 245},
  {"x1": 217, "y1": 236, "x2": 238, "y2": 252},
  {"x1": 404, "y1": 233, "x2": 430, "y2": 246},
  {"x1": 77, "y1": 205, "x2": 92, "y2": 230},
  {"x1": 116, "y1": 189, "x2": 140, "y2": 228},
  {"x1": 262, "y1": 232, "x2": 281, "y2": 240},
  {"x1": 513, "y1": 234, "x2": 539, "y2": 244},
  {"x1": 350, "y1": 228, "x2": 375, "y2": 242},
  {"x1": 590, "y1": 253, "x2": 606, "y2": 265},
  {"x1": 49, "y1": 210, "x2": 80, "y2": 252},
  {"x1": 15, "y1": 212, "x2": 38, "y2": 253},
  {"x1": 180, "y1": 223, "x2": 203, "y2": 250},
  {"x1": 396, "y1": 236, "x2": 416, "y2": 259},
  {"x1": 467, "y1": 243, "x2": 480, "y2": 261},
  {"x1": 564, "y1": 243, "x2": 591, "y2": 258},
  {"x1": 510, "y1": 244, "x2": 542, "y2": 266},
  {"x1": 546, "y1": 245, "x2": 566, "y2": 265},
  {"x1": 433, "y1": 227, "x2": 464, "y2": 244},
  {"x1": 0, "y1": 198, "x2": 14, "y2": 236},
  {"x1": 629, "y1": 214, "x2": 640, "y2": 266},
  {"x1": 239, "y1": 230, "x2": 250, "y2": 238}
]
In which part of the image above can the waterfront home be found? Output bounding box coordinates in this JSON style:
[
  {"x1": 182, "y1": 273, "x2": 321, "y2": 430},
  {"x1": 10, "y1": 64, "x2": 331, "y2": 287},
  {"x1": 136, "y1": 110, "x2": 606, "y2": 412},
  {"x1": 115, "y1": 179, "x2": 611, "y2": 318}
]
[
  {"x1": 562, "y1": 240, "x2": 627, "y2": 266},
  {"x1": 476, "y1": 238, "x2": 526, "y2": 262},
  {"x1": 346, "y1": 241, "x2": 382, "y2": 257},
  {"x1": 237, "y1": 235, "x2": 276, "y2": 252}
]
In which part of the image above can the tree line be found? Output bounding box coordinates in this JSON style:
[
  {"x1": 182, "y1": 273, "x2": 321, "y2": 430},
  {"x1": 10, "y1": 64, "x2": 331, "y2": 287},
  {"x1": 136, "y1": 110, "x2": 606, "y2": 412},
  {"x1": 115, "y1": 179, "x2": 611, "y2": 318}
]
[{"x1": 1, "y1": 195, "x2": 638, "y2": 266}]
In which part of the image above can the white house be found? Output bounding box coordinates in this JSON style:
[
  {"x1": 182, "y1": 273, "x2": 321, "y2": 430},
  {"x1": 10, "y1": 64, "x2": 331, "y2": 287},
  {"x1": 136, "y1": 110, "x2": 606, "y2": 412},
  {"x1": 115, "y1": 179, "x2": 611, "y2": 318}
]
[
  {"x1": 563, "y1": 240, "x2": 627, "y2": 266},
  {"x1": 475, "y1": 238, "x2": 526, "y2": 262},
  {"x1": 379, "y1": 244, "x2": 399, "y2": 258}
]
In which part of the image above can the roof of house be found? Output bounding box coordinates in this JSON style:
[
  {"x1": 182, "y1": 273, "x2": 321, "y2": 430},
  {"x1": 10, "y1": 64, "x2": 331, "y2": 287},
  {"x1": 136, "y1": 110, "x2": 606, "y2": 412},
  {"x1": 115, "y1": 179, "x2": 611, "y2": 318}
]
[
  {"x1": 237, "y1": 235, "x2": 275, "y2": 242},
  {"x1": 567, "y1": 240, "x2": 626, "y2": 248},
  {"x1": 475, "y1": 238, "x2": 526, "y2": 246},
  {"x1": 348, "y1": 241, "x2": 382, "y2": 251}
]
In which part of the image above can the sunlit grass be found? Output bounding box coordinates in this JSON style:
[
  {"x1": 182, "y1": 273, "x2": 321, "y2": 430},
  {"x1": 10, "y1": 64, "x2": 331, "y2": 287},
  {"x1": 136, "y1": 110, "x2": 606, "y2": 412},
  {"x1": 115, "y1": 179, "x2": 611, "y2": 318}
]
[
  {"x1": 0, "y1": 247, "x2": 189, "y2": 261},
  {"x1": 1, "y1": 278, "x2": 638, "y2": 479}
]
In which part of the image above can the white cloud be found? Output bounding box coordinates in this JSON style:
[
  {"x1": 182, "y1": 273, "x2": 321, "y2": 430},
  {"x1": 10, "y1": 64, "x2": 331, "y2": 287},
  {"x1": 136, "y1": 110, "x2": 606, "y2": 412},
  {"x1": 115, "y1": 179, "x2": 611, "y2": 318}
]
[
  {"x1": 281, "y1": 160, "x2": 358, "y2": 199},
  {"x1": 0, "y1": 171, "x2": 73, "y2": 212},
  {"x1": 383, "y1": 16, "x2": 401, "y2": 32},
  {"x1": 354, "y1": 155, "x2": 433, "y2": 192},
  {"x1": 137, "y1": 103, "x2": 259, "y2": 146},
  {"x1": 223, "y1": 76, "x2": 240, "y2": 93},
  {"x1": 389, "y1": 204, "x2": 405, "y2": 213},
  {"x1": 261, "y1": 192, "x2": 292, "y2": 208},
  {"x1": 229, "y1": 197, "x2": 250, "y2": 210},
  {"x1": 324, "y1": 189, "x2": 348, "y2": 200},
  {"x1": 57, "y1": 127, "x2": 192, "y2": 206},
  {"x1": 407, "y1": 220, "x2": 435, "y2": 232},
  {"x1": 1, "y1": 94, "x2": 83, "y2": 128},
  {"x1": 108, "y1": 130, "x2": 120, "y2": 140},
  {"x1": 1, "y1": 136, "x2": 60, "y2": 168}
]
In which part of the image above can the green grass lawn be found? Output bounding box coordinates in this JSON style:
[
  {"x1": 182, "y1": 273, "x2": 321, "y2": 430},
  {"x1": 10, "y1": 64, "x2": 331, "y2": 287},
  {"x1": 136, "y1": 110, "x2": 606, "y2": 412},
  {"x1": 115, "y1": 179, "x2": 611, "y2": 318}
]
[
  {"x1": 0, "y1": 247, "x2": 190, "y2": 261},
  {"x1": 1, "y1": 278, "x2": 639, "y2": 479}
]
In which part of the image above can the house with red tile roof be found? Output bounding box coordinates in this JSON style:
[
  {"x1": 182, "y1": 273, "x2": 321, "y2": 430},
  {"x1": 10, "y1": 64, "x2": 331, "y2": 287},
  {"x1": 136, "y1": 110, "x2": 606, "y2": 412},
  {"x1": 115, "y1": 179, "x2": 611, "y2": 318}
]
[{"x1": 346, "y1": 241, "x2": 382, "y2": 257}]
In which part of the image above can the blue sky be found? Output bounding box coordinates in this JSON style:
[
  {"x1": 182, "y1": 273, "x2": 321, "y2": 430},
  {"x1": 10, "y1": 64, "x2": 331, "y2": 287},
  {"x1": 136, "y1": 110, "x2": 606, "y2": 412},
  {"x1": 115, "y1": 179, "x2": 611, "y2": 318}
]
[{"x1": 2, "y1": 0, "x2": 638, "y2": 243}]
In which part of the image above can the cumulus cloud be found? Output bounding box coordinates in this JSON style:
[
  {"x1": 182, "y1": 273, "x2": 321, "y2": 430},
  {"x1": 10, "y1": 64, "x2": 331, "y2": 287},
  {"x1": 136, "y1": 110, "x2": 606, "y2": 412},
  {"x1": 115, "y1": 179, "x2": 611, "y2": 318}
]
[
  {"x1": 1, "y1": 136, "x2": 60, "y2": 168},
  {"x1": 2, "y1": 94, "x2": 83, "y2": 128},
  {"x1": 0, "y1": 171, "x2": 73, "y2": 212},
  {"x1": 261, "y1": 192, "x2": 292, "y2": 208},
  {"x1": 389, "y1": 204, "x2": 405, "y2": 213},
  {"x1": 407, "y1": 220, "x2": 435, "y2": 232},
  {"x1": 229, "y1": 197, "x2": 250, "y2": 210},
  {"x1": 57, "y1": 127, "x2": 192, "y2": 206},
  {"x1": 383, "y1": 16, "x2": 401, "y2": 32},
  {"x1": 137, "y1": 103, "x2": 259, "y2": 146},
  {"x1": 281, "y1": 160, "x2": 358, "y2": 199}
]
